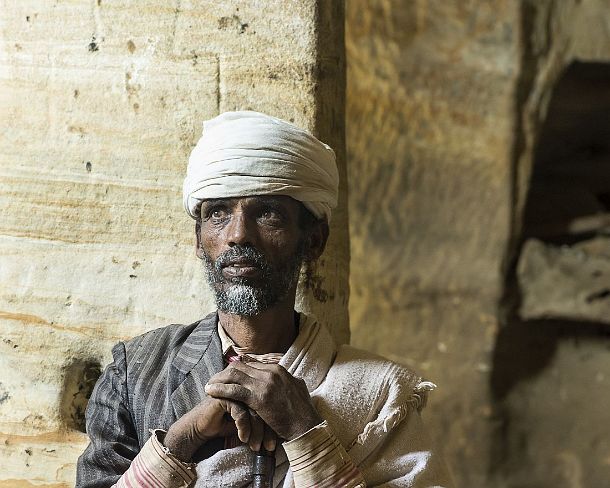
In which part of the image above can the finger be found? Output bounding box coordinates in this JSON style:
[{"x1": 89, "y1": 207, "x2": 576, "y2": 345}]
[
  {"x1": 205, "y1": 383, "x2": 253, "y2": 405},
  {"x1": 248, "y1": 409, "x2": 265, "y2": 452},
  {"x1": 246, "y1": 362, "x2": 306, "y2": 393},
  {"x1": 226, "y1": 360, "x2": 281, "y2": 379},
  {"x1": 240, "y1": 361, "x2": 285, "y2": 375},
  {"x1": 243, "y1": 362, "x2": 289, "y2": 382},
  {"x1": 207, "y1": 363, "x2": 258, "y2": 386},
  {"x1": 262, "y1": 424, "x2": 277, "y2": 452},
  {"x1": 244, "y1": 361, "x2": 282, "y2": 370},
  {"x1": 226, "y1": 400, "x2": 251, "y2": 444}
]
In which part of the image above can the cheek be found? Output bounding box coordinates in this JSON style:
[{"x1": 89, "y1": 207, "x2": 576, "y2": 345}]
[
  {"x1": 200, "y1": 231, "x2": 223, "y2": 257},
  {"x1": 263, "y1": 228, "x2": 299, "y2": 249},
  {"x1": 262, "y1": 231, "x2": 304, "y2": 263}
]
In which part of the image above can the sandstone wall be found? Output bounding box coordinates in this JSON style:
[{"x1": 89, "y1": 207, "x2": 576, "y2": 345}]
[
  {"x1": 347, "y1": 2, "x2": 520, "y2": 485},
  {"x1": 0, "y1": 1, "x2": 346, "y2": 485},
  {"x1": 346, "y1": 1, "x2": 610, "y2": 487}
]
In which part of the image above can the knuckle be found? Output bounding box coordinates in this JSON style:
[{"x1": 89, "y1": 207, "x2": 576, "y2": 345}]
[
  {"x1": 261, "y1": 368, "x2": 275, "y2": 381},
  {"x1": 234, "y1": 386, "x2": 251, "y2": 404},
  {"x1": 260, "y1": 387, "x2": 274, "y2": 404},
  {"x1": 227, "y1": 368, "x2": 240, "y2": 381}
]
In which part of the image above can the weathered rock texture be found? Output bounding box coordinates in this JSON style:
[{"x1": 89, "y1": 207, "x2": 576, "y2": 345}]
[
  {"x1": 518, "y1": 238, "x2": 610, "y2": 324},
  {"x1": 346, "y1": 1, "x2": 610, "y2": 486},
  {"x1": 492, "y1": 329, "x2": 610, "y2": 488},
  {"x1": 494, "y1": 13, "x2": 610, "y2": 487},
  {"x1": 0, "y1": 1, "x2": 346, "y2": 485}
]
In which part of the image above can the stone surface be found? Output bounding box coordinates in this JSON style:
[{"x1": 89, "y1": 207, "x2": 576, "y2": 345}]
[
  {"x1": 0, "y1": 1, "x2": 346, "y2": 484},
  {"x1": 491, "y1": 323, "x2": 610, "y2": 488},
  {"x1": 346, "y1": 1, "x2": 610, "y2": 487},
  {"x1": 518, "y1": 238, "x2": 610, "y2": 324},
  {"x1": 346, "y1": 2, "x2": 520, "y2": 485},
  {"x1": 492, "y1": 5, "x2": 610, "y2": 485},
  {"x1": 3, "y1": 0, "x2": 610, "y2": 485}
]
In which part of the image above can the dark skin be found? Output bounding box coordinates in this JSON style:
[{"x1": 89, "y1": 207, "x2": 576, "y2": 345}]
[{"x1": 164, "y1": 195, "x2": 329, "y2": 461}]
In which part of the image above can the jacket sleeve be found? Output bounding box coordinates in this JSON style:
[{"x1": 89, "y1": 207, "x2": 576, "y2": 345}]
[
  {"x1": 283, "y1": 420, "x2": 366, "y2": 487},
  {"x1": 76, "y1": 342, "x2": 140, "y2": 488}
]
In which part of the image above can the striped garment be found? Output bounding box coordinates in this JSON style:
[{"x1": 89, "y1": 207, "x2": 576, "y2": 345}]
[
  {"x1": 111, "y1": 422, "x2": 364, "y2": 488},
  {"x1": 77, "y1": 312, "x2": 364, "y2": 487},
  {"x1": 113, "y1": 430, "x2": 196, "y2": 488},
  {"x1": 284, "y1": 422, "x2": 364, "y2": 488}
]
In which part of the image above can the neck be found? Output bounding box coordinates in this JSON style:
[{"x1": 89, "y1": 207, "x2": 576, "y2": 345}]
[{"x1": 218, "y1": 297, "x2": 298, "y2": 354}]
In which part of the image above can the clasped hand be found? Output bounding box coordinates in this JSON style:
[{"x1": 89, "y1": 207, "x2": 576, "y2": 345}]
[
  {"x1": 165, "y1": 361, "x2": 321, "y2": 461},
  {"x1": 206, "y1": 361, "x2": 322, "y2": 443}
]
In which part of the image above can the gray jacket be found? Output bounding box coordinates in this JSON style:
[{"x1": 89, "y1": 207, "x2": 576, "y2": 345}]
[{"x1": 76, "y1": 312, "x2": 222, "y2": 487}]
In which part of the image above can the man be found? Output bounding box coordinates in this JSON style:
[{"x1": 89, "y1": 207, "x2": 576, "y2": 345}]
[{"x1": 76, "y1": 111, "x2": 453, "y2": 487}]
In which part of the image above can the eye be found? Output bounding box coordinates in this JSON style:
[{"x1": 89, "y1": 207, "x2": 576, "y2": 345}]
[
  {"x1": 202, "y1": 205, "x2": 229, "y2": 223},
  {"x1": 258, "y1": 207, "x2": 284, "y2": 225}
]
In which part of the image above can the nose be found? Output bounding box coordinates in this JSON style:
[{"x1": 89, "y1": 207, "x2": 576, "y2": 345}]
[{"x1": 226, "y1": 210, "x2": 255, "y2": 247}]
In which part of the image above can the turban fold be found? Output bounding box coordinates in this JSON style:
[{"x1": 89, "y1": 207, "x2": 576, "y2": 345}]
[{"x1": 183, "y1": 111, "x2": 338, "y2": 221}]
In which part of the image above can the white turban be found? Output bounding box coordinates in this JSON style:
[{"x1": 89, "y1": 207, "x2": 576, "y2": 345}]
[{"x1": 183, "y1": 111, "x2": 338, "y2": 222}]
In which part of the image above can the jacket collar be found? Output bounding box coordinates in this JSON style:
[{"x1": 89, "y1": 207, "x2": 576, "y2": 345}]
[
  {"x1": 171, "y1": 311, "x2": 220, "y2": 376},
  {"x1": 169, "y1": 312, "x2": 225, "y2": 420}
]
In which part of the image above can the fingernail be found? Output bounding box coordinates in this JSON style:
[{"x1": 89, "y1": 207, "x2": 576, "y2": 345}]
[
  {"x1": 250, "y1": 441, "x2": 261, "y2": 452},
  {"x1": 264, "y1": 438, "x2": 276, "y2": 451}
]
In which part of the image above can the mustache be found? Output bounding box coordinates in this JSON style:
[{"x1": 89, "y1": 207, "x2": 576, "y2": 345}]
[{"x1": 214, "y1": 245, "x2": 268, "y2": 269}]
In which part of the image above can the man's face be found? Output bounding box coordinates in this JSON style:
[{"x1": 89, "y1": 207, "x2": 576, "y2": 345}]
[{"x1": 197, "y1": 196, "x2": 307, "y2": 316}]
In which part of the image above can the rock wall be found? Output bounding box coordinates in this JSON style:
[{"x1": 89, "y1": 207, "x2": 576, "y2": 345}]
[
  {"x1": 0, "y1": 1, "x2": 346, "y2": 485},
  {"x1": 346, "y1": 1, "x2": 610, "y2": 487},
  {"x1": 347, "y1": 2, "x2": 520, "y2": 485},
  {"x1": 492, "y1": 7, "x2": 610, "y2": 485}
]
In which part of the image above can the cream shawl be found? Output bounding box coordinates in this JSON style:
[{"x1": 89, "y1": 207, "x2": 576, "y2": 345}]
[{"x1": 194, "y1": 314, "x2": 454, "y2": 487}]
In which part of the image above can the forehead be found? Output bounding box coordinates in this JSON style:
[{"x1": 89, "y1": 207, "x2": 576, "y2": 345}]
[{"x1": 199, "y1": 195, "x2": 301, "y2": 211}]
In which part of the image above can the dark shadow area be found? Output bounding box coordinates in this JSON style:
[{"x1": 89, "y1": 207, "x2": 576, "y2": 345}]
[
  {"x1": 522, "y1": 61, "x2": 610, "y2": 245},
  {"x1": 494, "y1": 59, "x2": 610, "y2": 398},
  {"x1": 60, "y1": 359, "x2": 102, "y2": 432},
  {"x1": 491, "y1": 318, "x2": 610, "y2": 401}
]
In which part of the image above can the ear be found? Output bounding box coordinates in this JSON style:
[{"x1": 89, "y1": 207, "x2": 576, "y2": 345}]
[
  {"x1": 303, "y1": 219, "x2": 329, "y2": 262},
  {"x1": 194, "y1": 220, "x2": 204, "y2": 259}
]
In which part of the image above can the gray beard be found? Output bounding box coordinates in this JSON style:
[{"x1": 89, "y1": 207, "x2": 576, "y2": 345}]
[{"x1": 202, "y1": 244, "x2": 304, "y2": 317}]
